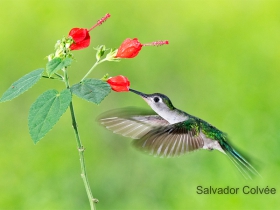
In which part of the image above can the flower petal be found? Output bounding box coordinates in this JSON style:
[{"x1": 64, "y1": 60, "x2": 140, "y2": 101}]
[
  {"x1": 68, "y1": 28, "x2": 90, "y2": 50},
  {"x1": 115, "y1": 38, "x2": 143, "y2": 58},
  {"x1": 107, "y1": 75, "x2": 130, "y2": 92}
]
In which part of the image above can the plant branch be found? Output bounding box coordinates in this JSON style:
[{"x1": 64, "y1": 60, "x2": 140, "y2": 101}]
[
  {"x1": 81, "y1": 59, "x2": 106, "y2": 81},
  {"x1": 63, "y1": 68, "x2": 97, "y2": 210}
]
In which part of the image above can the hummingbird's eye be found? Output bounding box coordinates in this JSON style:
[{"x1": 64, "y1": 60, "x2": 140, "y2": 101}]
[{"x1": 153, "y1": 97, "x2": 160, "y2": 103}]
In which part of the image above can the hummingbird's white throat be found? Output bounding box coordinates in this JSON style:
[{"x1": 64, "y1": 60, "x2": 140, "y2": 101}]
[{"x1": 143, "y1": 96, "x2": 189, "y2": 124}]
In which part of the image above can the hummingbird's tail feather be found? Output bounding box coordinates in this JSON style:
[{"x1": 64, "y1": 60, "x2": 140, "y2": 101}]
[{"x1": 220, "y1": 141, "x2": 261, "y2": 179}]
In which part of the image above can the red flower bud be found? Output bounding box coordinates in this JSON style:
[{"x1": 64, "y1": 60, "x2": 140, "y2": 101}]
[
  {"x1": 115, "y1": 38, "x2": 143, "y2": 58},
  {"x1": 68, "y1": 13, "x2": 111, "y2": 51},
  {"x1": 107, "y1": 75, "x2": 130, "y2": 92},
  {"x1": 115, "y1": 38, "x2": 169, "y2": 59}
]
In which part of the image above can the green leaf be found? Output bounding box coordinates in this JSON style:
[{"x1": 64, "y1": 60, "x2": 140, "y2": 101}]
[
  {"x1": 46, "y1": 57, "x2": 72, "y2": 77},
  {"x1": 28, "y1": 89, "x2": 72, "y2": 144},
  {"x1": 0, "y1": 68, "x2": 44, "y2": 102},
  {"x1": 71, "y1": 79, "x2": 111, "y2": 104}
]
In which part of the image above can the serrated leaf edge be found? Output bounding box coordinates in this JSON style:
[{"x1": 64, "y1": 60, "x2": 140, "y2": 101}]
[
  {"x1": 28, "y1": 89, "x2": 72, "y2": 144},
  {"x1": 0, "y1": 68, "x2": 44, "y2": 103}
]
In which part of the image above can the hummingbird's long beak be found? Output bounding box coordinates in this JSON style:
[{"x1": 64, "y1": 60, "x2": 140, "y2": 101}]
[{"x1": 129, "y1": 88, "x2": 148, "y2": 98}]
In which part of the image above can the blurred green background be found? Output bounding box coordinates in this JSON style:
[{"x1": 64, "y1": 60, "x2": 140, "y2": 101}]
[{"x1": 0, "y1": 0, "x2": 279, "y2": 209}]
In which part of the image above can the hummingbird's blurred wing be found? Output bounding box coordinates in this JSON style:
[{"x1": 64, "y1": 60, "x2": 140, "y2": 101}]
[
  {"x1": 98, "y1": 107, "x2": 170, "y2": 139},
  {"x1": 133, "y1": 119, "x2": 204, "y2": 157}
]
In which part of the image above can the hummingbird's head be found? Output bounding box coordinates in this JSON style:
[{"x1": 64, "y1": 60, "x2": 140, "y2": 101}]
[{"x1": 129, "y1": 88, "x2": 175, "y2": 113}]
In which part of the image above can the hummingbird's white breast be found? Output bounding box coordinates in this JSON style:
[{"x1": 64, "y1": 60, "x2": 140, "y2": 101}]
[{"x1": 153, "y1": 107, "x2": 189, "y2": 124}]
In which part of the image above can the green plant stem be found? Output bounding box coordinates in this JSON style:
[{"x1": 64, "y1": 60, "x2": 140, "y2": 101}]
[
  {"x1": 64, "y1": 68, "x2": 97, "y2": 210},
  {"x1": 81, "y1": 59, "x2": 106, "y2": 81}
]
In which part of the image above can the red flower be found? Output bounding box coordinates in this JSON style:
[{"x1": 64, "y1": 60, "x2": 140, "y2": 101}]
[
  {"x1": 115, "y1": 38, "x2": 143, "y2": 58},
  {"x1": 68, "y1": 13, "x2": 110, "y2": 51},
  {"x1": 115, "y1": 38, "x2": 169, "y2": 58},
  {"x1": 107, "y1": 75, "x2": 130, "y2": 92},
  {"x1": 69, "y1": 28, "x2": 90, "y2": 50}
]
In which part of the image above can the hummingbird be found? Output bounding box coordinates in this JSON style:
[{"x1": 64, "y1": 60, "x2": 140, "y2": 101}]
[{"x1": 99, "y1": 88, "x2": 260, "y2": 179}]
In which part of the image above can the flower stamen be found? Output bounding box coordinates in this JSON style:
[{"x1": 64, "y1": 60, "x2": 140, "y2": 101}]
[
  {"x1": 142, "y1": 40, "x2": 169, "y2": 47},
  {"x1": 89, "y1": 13, "x2": 111, "y2": 31}
]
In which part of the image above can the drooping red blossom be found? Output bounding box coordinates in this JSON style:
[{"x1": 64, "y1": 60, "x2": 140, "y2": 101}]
[
  {"x1": 69, "y1": 28, "x2": 90, "y2": 50},
  {"x1": 115, "y1": 38, "x2": 143, "y2": 58},
  {"x1": 68, "y1": 13, "x2": 111, "y2": 51},
  {"x1": 115, "y1": 38, "x2": 169, "y2": 58},
  {"x1": 107, "y1": 75, "x2": 130, "y2": 92}
]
